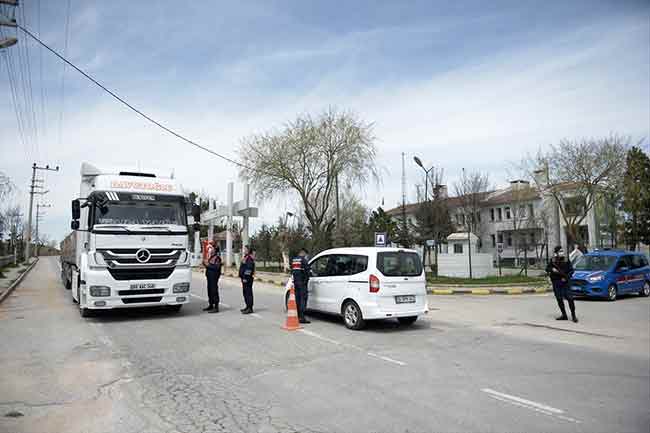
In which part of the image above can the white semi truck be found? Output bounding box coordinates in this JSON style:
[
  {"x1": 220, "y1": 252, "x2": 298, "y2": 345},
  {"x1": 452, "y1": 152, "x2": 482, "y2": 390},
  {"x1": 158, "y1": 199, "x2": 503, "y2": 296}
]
[{"x1": 60, "y1": 162, "x2": 200, "y2": 317}]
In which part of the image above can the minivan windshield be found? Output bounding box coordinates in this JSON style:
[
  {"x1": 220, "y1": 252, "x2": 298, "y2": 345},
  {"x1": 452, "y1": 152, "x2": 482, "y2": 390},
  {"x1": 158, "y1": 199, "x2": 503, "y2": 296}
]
[
  {"x1": 573, "y1": 255, "x2": 617, "y2": 272},
  {"x1": 377, "y1": 251, "x2": 423, "y2": 277}
]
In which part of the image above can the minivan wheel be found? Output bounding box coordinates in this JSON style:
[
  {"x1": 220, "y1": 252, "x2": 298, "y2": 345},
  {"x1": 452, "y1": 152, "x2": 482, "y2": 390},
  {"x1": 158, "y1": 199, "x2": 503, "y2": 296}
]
[
  {"x1": 607, "y1": 284, "x2": 618, "y2": 301},
  {"x1": 398, "y1": 316, "x2": 418, "y2": 326},
  {"x1": 640, "y1": 281, "x2": 650, "y2": 297},
  {"x1": 343, "y1": 301, "x2": 365, "y2": 330}
]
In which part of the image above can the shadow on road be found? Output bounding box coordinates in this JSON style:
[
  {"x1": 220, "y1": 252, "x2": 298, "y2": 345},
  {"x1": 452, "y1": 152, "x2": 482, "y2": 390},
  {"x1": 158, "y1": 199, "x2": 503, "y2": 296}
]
[{"x1": 306, "y1": 310, "x2": 441, "y2": 333}]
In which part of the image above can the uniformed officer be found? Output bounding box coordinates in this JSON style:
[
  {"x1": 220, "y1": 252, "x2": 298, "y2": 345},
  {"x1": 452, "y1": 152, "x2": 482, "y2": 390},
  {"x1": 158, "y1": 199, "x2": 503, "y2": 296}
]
[
  {"x1": 239, "y1": 246, "x2": 256, "y2": 314},
  {"x1": 202, "y1": 240, "x2": 222, "y2": 313},
  {"x1": 546, "y1": 246, "x2": 578, "y2": 323},
  {"x1": 291, "y1": 248, "x2": 311, "y2": 324}
]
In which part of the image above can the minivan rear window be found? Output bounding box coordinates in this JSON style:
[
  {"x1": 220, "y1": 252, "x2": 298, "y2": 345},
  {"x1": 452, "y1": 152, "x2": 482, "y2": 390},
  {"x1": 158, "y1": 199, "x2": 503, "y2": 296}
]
[{"x1": 377, "y1": 251, "x2": 423, "y2": 277}]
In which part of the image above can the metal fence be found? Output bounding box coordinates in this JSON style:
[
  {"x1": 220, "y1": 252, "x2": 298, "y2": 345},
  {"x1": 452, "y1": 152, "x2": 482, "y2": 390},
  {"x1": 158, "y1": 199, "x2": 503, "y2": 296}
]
[{"x1": 0, "y1": 255, "x2": 14, "y2": 268}]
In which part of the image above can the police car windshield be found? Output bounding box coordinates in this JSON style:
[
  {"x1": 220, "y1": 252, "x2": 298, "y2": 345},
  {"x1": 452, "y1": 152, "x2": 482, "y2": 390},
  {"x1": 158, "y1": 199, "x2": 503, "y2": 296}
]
[
  {"x1": 573, "y1": 255, "x2": 617, "y2": 271},
  {"x1": 95, "y1": 200, "x2": 187, "y2": 226}
]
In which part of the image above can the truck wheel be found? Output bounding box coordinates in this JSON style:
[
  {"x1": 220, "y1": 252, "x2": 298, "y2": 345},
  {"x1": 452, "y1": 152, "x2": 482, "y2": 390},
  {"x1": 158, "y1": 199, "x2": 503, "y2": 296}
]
[
  {"x1": 342, "y1": 300, "x2": 365, "y2": 330},
  {"x1": 398, "y1": 316, "x2": 418, "y2": 326}
]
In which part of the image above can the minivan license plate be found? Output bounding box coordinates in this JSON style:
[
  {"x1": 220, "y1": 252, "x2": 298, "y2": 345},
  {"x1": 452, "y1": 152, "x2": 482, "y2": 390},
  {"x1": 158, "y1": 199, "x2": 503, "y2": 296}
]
[
  {"x1": 130, "y1": 283, "x2": 156, "y2": 289},
  {"x1": 395, "y1": 295, "x2": 415, "y2": 304}
]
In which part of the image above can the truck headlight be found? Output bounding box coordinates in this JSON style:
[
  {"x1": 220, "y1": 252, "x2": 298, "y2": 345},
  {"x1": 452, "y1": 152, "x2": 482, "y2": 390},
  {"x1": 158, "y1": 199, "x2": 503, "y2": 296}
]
[
  {"x1": 177, "y1": 251, "x2": 189, "y2": 265},
  {"x1": 91, "y1": 252, "x2": 107, "y2": 268},
  {"x1": 587, "y1": 274, "x2": 605, "y2": 283},
  {"x1": 173, "y1": 282, "x2": 190, "y2": 293},
  {"x1": 89, "y1": 285, "x2": 111, "y2": 297}
]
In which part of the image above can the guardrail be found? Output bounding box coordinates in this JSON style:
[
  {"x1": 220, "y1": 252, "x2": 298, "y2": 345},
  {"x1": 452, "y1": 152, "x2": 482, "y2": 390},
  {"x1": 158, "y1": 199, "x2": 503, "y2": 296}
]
[{"x1": 0, "y1": 255, "x2": 15, "y2": 268}]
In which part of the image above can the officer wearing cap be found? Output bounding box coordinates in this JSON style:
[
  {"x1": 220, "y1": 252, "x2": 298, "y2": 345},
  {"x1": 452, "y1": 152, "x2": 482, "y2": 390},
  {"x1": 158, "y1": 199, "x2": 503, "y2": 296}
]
[
  {"x1": 291, "y1": 248, "x2": 311, "y2": 324},
  {"x1": 546, "y1": 245, "x2": 578, "y2": 323}
]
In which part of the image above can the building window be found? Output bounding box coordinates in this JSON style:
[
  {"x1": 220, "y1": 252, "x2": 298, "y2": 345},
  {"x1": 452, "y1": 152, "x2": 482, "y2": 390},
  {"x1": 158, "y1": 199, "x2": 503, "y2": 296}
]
[
  {"x1": 529, "y1": 232, "x2": 535, "y2": 245},
  {"x1": 490, "y1": 209, "x2": 495, "y2": 221},
  {"x1": 528, "y1": 204, "x2": 534, "y2": 219},
  {"x1": 507, "y1": 234, "x2": 512, "y2": 247},
  {"x1": 491, "y1": 234, "x2": 496, "y2": 247},
  {"x1": 505, "y1": 207, "x2": 511, "y2": 219},
  {"x1": 497, "y1": 233, "x2": 503, "y2": 244},
  {"x1": 497, "y1": 208, "x2": 503, "y2": 221},
  {"x1": 519, "y1": 205, "x2": 526, "y2": 219},
  {"x1": 453, "y1": 243, "x2": 463, "y2": 254}
]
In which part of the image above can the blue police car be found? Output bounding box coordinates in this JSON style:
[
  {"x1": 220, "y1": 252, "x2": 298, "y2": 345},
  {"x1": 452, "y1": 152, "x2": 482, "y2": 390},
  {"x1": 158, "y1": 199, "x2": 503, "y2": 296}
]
[{"x1": 570, "y1": 250, "x2": 650, "y2": 301}]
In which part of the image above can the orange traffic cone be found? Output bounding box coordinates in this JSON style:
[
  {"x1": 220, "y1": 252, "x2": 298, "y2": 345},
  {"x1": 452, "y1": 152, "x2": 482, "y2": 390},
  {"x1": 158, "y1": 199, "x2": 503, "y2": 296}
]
[{"x1": 283, "y1": 279, "x2": 302, "y2": 331}]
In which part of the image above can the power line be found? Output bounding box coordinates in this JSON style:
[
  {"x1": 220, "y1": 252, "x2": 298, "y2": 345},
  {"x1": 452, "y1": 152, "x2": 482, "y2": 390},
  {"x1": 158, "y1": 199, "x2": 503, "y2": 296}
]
[
  {"x1": 16, "y1": 23, "x2": 256, "y2": 173},
  {"x1": 19, "y1": 2, "x2": 40, "y2": 159}
]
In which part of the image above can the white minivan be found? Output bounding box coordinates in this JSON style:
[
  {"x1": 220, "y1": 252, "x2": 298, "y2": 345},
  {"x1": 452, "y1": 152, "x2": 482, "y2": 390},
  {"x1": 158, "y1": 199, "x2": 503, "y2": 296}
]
[{"x1": 285, "y1": 247, "x2": 429, "y2": 330}]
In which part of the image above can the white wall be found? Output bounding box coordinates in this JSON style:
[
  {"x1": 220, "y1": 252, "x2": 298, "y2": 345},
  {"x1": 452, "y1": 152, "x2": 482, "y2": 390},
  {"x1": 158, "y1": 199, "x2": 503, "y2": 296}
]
[{"x1": 438, "y1": 252, "x2": 495, "y2": 278}]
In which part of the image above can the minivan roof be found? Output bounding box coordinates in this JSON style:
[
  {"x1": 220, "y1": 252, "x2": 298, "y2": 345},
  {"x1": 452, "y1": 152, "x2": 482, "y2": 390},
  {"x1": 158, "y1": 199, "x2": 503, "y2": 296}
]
[{"x1": 313, "y1": 247, "x2": 419, "y2": 256}]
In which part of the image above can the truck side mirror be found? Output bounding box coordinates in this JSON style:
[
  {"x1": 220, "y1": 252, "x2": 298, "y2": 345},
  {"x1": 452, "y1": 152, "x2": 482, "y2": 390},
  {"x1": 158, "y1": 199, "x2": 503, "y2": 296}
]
[
  {"x1": 72, "y1": 199, "x2": 81, "y2": 220},
  {"x1": 71, "y1": 220, "x2": 80, "y2": 230},
  {"x1": 191, "y1": 203, "x2": 201, "y2": 222}
]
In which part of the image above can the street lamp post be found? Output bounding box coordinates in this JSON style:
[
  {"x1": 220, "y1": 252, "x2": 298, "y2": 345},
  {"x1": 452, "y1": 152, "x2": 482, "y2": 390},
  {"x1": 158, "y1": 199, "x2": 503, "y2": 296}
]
[{"x1": 413, "y1": 156, "x2": 436, "y2": 272}]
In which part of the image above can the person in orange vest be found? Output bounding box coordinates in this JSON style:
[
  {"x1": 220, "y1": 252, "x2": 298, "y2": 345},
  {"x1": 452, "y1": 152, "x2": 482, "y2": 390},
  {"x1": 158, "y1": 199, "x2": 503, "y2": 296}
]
[
  {"x1": 239, "y1": 246, "x2": 256, "y2": 314},
  {"x1": 203, "y1": 240, "x2": 222, "y2": 313}
]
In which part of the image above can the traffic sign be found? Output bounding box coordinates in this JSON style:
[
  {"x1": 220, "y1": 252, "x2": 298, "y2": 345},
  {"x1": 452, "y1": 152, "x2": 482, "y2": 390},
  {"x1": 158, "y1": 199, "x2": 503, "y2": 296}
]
[
  {"x1": 425, "y1": 239, "x2": 435, "y2": 247},
  {"x1": 375, "y1": 232, "x2": 387, "y2": 247}
]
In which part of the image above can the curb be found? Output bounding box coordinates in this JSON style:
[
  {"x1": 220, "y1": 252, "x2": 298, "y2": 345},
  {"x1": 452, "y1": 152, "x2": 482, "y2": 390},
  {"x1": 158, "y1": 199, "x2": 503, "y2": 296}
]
[
  {"x1": 428, "y1": 286, "x2": 550, "y2": 295},
  {"x1": 0, "y1": 258, "x2": 39, "y2": 305}
]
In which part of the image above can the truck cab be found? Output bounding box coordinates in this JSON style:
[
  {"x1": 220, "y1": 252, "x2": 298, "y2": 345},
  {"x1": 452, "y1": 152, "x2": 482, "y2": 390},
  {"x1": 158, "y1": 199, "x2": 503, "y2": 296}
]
[{"x1": 61, "y1": 163, "x2": 197, "y2": 316}]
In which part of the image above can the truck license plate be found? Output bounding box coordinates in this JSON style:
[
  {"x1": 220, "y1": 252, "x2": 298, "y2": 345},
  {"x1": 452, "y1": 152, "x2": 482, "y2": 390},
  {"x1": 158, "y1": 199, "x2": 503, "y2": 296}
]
[
  {"x1": 395, "y1": 295, "x2": 415, "y2": 304},
  {"x1": 130, "y1": 283, "x2": 156, "y2": 289}
]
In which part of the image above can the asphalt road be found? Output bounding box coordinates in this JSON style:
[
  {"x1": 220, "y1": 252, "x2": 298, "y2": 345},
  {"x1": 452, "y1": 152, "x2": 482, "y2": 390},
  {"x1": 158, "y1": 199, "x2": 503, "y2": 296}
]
[{"x1": 1, "y1": 257, "x2": 648, "y2": 433}]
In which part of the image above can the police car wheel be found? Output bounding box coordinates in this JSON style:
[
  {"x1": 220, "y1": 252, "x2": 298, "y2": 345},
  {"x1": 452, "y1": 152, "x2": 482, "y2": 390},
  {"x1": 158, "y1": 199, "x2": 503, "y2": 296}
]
[
  {"x1": 343, "y1": 301, "x2": 365, "y2": 330},
  {"x1": 640, "y1": 282, "x2": 650, "y2": 297},
  {"x1": 607, "y1": 285, "x2": 617, "y2": 302}
]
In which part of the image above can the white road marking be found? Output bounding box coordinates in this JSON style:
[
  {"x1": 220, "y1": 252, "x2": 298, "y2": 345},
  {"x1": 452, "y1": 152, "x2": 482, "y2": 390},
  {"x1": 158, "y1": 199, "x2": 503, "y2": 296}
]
[
  {"x1": 190, "y1": 293, "x2": 230, "y2": 308},
  {"x1": 250, "y1": 313, "x2": 263, "y2": 319},
  {"x1": 482, "y1": 388, "x2": 581, "y2": 424},
  {"x1": 367, "y1": 352, "x2": 407, "y2": 366},
  {"x1": 298, "y1": 329, "x2": 406, "y2": 366}
]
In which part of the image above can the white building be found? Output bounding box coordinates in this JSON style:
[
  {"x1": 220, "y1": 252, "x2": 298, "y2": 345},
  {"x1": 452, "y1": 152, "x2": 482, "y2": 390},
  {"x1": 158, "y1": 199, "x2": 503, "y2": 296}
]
[{"x1": 387, "y1": 178, "x2": 601, "y2": 266}]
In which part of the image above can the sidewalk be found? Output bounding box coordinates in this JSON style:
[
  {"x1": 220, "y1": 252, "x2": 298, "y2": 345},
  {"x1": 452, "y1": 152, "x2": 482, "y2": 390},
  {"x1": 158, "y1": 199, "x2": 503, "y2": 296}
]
[
  {"x1": 192, "y1": 267, "x2": 551, "y2": 294},
  {"x1": 0, "y1": 258, "x2": 39, "y2": 302}
]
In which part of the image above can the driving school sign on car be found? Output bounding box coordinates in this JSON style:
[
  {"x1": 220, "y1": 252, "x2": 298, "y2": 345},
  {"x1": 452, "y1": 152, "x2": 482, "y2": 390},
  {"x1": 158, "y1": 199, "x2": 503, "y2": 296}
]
[{"x1": 375, "y1": 232, "x2": 387, "y2": 247}]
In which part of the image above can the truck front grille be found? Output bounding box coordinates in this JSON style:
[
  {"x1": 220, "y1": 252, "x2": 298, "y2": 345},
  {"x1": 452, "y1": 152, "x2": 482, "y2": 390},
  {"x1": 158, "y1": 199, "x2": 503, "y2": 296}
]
[
  {"x1": 118, "y1": 289, "x2": 165, "y2": 296},
  {"x1": 122, "y1": 296, "x2": 163, "y2": 304},
  {"x1": 108, "y1": 268, "x2": 174, "y2": 281}
]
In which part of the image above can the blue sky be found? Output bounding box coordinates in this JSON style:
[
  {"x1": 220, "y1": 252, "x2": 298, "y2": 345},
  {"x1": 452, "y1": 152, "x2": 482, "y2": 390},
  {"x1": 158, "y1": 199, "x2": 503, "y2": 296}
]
[{"x1": 1, "y1": 0, "x2": 649, "y2": 243}]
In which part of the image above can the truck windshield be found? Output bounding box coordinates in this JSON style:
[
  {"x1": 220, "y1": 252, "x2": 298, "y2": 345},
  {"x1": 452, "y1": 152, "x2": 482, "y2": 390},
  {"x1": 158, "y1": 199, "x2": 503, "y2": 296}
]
[
  {"x1": 573, "y1": 255, "x2": 617, "y2": 272},
  {"x1": 94, "y1": 200, "x2": 187, "y2": 226}
]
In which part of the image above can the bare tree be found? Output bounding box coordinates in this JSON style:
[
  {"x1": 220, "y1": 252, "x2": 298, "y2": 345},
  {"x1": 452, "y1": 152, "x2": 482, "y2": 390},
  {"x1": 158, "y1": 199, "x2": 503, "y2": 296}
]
[
  {"x1": 238, "y1": 108, "x2": 377, "y2": 251},
  {"x1": 453, "y1": 170, "x2": 490, "y2": 278},
  {"x1": 524, "y1": 135, "x2": 628, "y2": 247}
]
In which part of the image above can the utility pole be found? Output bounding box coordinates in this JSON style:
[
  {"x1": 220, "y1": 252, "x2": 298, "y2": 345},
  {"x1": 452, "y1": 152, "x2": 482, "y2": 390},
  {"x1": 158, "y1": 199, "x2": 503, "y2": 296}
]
[
  {"x1": 35, "y1": 203, "x2": 51, "y2": 256},
  {"x1": 25, "y1": 163, "x2": 58, "y2": 260},
  {"x1": 0, "y1": 0, "x2": 18, "y2": 49}
]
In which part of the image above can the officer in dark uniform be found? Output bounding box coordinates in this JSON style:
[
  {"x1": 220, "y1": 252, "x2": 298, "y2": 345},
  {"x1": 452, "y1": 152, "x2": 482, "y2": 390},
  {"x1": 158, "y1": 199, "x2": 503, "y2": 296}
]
[
  {"x1": 546, "y1": 245, "x2": 578, "y2": 323},
  {"x1": 239, "y1": 246, "x2": 256, "y2": 314},
  {"x1": 291, "y1": 248, "x2": 311, "y2": 324}
]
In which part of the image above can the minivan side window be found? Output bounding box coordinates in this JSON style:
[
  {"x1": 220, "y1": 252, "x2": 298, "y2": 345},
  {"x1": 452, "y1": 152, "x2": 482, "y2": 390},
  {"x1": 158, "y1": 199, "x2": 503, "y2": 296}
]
[
  {"x1": 377, "y1": 251, "x2": 423, "y2": 277},
  {"x1": 328, "y1": 254, "x2": 368, "y2": 276},
  {"x1": 616, "y1": 256, "x2": 633, "y2": 270},
  {"x1": 310, "y1": 255, "x2": 331, "y2": 277}
]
